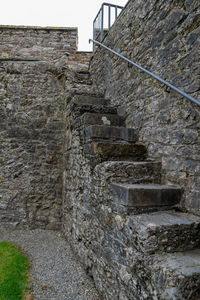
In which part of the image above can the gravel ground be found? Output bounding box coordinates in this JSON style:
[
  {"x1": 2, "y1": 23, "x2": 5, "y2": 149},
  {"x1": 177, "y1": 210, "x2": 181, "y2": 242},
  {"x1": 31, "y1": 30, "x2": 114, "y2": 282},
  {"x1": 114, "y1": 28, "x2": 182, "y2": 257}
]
[{"x1": 0, "y1": 229, "x2": 101, "y2": 300}]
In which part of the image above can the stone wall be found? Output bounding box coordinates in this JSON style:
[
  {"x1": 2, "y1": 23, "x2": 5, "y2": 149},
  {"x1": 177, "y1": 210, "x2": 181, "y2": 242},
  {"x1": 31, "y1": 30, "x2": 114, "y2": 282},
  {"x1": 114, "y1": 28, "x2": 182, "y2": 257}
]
[
  {"x1": 0, "y1": 25, "x2": 93, "y2": 229},
  {"x1": 0, "y1": 25, "x2": 92, "y2": 71},
  {"x1": 90, "y1": 0, "x2": 200, "y2": 215},
  {"x1": 0, "y1": 25, "x2": 77, "y2": 60},
  {"x1": 62, "y1": 92, "x2": 200, "y2": 300},
  {"x1": 0, "y1": 60, "x2": 66, "y2": 229}
]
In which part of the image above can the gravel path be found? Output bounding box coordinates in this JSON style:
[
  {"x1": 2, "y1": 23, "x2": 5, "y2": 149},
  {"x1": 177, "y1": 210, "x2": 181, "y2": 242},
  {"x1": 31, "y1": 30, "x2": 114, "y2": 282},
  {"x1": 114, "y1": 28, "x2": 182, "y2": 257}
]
[{"x1": 0, "y1": 229, "x2": 101, "y2": 300}]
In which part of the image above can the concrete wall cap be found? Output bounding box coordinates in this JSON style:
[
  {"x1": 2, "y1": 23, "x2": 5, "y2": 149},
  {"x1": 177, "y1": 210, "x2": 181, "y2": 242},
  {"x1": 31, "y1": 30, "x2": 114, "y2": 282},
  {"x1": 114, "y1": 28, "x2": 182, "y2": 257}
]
[{"x1": 0, "y1": 25, "x2": 78, "y2": 31}]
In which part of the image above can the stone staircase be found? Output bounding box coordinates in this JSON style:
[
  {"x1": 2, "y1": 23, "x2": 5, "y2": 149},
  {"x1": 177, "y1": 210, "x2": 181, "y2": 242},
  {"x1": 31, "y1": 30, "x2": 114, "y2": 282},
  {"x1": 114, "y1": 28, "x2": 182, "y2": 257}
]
[{"x1": 69, "y1": 93, "x2": 200, "y2": 299}]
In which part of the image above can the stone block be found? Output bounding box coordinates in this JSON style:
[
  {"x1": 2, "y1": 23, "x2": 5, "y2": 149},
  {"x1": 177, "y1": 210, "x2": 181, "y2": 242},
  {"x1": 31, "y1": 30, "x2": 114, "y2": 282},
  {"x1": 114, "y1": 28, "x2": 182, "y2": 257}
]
[
  {"x1": 126, "y1": 211, "x2": 200, "y2": 253},
  {"x1": 81, "y1": 112, "x2": 124, "y2": 126},
  {"x1": 72, "y1": 94, "x2": 110, "y2": 106},
  {"x1": 84, "y1": 142, "x2": 147, "y2": 159},
  {"x1": 144, "y1": 249, "x2": 200, "y2": 300},
  {"x1": 94, "y1": 161, "x2": 161, "y2": 184},
  {"x1": 111, "y1": 183, "x2": 181, "y2": 207},
  {"x1": 85, "y1": 125, "x2": 137, "y2": 142},
  {"x1": 70, "y1": 99, "x2": 117, "y2": 115}
]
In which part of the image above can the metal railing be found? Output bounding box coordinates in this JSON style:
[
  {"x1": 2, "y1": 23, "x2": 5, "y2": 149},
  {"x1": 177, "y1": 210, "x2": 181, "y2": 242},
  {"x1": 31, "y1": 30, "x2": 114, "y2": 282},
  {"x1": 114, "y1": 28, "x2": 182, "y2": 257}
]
[
  {"x1": 93, "y1": 3, "x2": 123, "y2": 51},
  {"x1": 89, "y1": 38, "x2": 200, "y2": 107}
]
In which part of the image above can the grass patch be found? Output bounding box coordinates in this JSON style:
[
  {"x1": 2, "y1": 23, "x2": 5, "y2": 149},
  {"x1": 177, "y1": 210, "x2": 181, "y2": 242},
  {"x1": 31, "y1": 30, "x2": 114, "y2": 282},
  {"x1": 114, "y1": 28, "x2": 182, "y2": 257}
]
[{"x1": 0, "y1": 241, "x2": 31, "y2": 300}]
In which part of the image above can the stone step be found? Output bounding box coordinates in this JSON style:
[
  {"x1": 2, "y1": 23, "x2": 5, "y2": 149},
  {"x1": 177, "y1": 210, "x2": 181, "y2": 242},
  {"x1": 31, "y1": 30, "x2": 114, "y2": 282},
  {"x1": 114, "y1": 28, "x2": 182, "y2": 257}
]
[
  {"x1": 94, "y1": 161, "x2": 161, "y2": 185},
  {"x1": 126, "y1": 211, "x2": 200, "y2": 254},
  {"x1": 70, "y1": 94, "x2": 117, "y2": 115},
  {"x1": 75, "y1": 71, "x2": 91, "y2": 81},
  {"x1": 81, "y1": 112, "x2": 124, "y2": 127},
  {"x1": 111, "y1": 183, "x2": 181, "y2": 208},
  {"x1": 85, "y1": 125, "x2": 137, "y2": 143},
  {"x1": 73, "y1": 94, "x2": 110, "y2": 106},
  {"x1": 84, "y1": 142, "x2": 147, "y2": 160},
  {"x1": 143, "y1": 249, "x2": 200, "y2": 299}
]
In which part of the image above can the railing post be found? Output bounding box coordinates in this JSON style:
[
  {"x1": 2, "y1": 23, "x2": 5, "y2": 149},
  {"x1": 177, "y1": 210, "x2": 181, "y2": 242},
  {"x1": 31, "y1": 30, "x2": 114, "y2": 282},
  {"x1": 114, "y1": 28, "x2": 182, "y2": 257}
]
[
  {"x1": 115, "y1": 6, "x2": 118, "y2": 20},
  {"x1": 93, "y1": 20, "x2": 95, "y2": 52},
  {"x1": 101, "y1": 4, "x2": 104, "y2": 41},
  {"x1": 108, "y1": 5, "x2": 111, "y2": 29}
]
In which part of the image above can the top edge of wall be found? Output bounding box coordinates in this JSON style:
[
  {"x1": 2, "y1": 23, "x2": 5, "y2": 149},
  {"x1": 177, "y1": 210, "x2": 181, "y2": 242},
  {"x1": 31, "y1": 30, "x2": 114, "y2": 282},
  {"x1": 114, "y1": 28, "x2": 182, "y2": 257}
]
[{"x1": 0, "y1": 25, "x2": 78, "y2": 31}]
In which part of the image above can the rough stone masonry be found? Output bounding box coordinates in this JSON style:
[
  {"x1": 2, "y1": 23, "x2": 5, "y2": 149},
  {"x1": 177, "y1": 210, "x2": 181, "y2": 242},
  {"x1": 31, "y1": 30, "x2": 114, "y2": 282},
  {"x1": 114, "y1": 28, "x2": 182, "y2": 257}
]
[
  {"x1": 0, "y1": 0, "x2": 200, "y2": 299},
  {"x1": 0, "y1": 26, "x2": 92, "y2": 229},
  {"x1": 90, "y1": 0, "x2": 200, "y2": 216}
]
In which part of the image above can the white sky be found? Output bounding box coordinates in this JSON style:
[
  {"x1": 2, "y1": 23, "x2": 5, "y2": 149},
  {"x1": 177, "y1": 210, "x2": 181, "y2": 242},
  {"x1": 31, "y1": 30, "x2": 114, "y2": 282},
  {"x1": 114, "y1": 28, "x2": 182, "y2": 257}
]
[{"x1": 1, "y1": 0, "x2": 128, "y2": 51}]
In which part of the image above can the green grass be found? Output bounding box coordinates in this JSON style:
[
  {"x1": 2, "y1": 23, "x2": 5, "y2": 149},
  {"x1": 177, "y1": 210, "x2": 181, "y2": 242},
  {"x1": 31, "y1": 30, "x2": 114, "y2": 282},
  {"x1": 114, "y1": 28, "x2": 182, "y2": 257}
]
[{"x1": 0, "y1": 241, "x2": 31, "y2": 300}]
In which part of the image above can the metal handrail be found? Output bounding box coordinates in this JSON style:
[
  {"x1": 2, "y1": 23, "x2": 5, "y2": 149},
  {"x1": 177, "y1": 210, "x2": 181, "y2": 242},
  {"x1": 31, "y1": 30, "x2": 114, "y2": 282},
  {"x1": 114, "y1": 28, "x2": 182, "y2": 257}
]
[
  {"x1": 93, "y1": 3, "x2": 123, "y2": 51},
  {"x1": 89, "y1": 38, "x2": 200, "y2": 107}
]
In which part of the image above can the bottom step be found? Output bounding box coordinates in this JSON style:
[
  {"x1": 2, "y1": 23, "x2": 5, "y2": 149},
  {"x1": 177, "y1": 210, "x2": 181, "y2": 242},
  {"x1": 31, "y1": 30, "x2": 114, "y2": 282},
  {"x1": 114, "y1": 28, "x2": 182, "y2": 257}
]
[{"x1": 144, "y1": 249, "x2": 200, "y2": 299}]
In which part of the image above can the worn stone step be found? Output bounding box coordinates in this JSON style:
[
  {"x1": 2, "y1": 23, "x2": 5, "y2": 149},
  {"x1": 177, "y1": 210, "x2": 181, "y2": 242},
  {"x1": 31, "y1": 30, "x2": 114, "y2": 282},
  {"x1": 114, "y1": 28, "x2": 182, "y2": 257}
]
[
  {"x1": 94, "y1": 161, "x2": 161, "y2": 185},
  {"x1": 143, "y1": 249, "x2": 200, "y2": 299},
  {"x1": 75, "y1": 71, "x2": 91, "y2": 81},
  {"x1": 126, "y1": 211, "x2": 200, "y2": 254},
  {"x1": 85, "y1": 125, "x2": 137, "y2": 143},
  {"x1": 84, "y1": 142, "x2": 147, "y2": 160},
  {"x1": 70, "y1": 94, "x2": 117, "y2": 115},
  {"x1": 73, "y1": 94, "x2": 110, "y2": 106},
  {"x1": 111, "y1": 183, "x2": 181, "y2": 208},
  {"x1": 81, "y1": 112, "x2": 124, "y2": 127}
]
